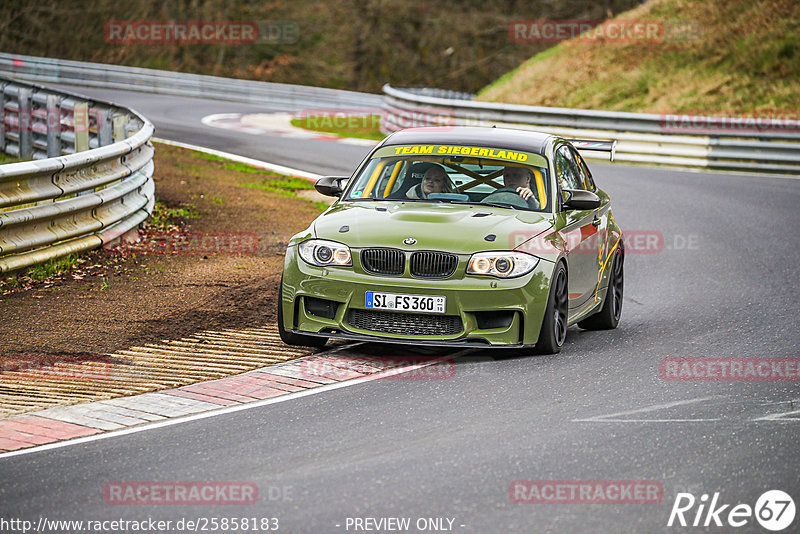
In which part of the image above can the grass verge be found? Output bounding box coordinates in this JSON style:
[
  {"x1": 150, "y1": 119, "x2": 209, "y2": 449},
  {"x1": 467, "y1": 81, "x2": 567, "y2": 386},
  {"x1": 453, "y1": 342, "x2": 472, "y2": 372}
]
[
  {"x1": 1, "y1": 144, "x2": 326, "y2": 294},
  {"x1": 0, "y1": 153, "x2": 24, "y2": 165}
]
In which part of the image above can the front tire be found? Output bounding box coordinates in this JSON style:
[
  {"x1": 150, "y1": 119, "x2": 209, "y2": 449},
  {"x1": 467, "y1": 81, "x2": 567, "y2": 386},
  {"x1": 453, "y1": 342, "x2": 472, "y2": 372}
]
[
  {"x1": 534, "y1": 262, "x2": 568, "y2": 355},
  {"x1": 277, "y1": 276, "x2": 328, "y2": 349},
  {"x1": 578, "y1": 243, "x2": 624, "y2": 331}
]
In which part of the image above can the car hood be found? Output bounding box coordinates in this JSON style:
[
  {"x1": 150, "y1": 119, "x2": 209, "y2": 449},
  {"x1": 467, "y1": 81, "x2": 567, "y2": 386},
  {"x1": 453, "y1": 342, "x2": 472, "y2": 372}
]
[{"x1": 313, "y1": 201, "x2": 554, "y2": 254}]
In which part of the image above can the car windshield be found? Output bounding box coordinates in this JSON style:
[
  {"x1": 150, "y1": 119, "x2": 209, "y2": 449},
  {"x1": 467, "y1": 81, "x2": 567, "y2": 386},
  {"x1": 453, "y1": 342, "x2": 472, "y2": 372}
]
[{"x1": 342, "y1": 143, "x2": 551, "y2": 212}]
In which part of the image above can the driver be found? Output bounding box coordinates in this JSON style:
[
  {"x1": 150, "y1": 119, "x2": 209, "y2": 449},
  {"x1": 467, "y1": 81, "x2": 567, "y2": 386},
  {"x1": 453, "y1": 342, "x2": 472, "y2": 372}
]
[
  {"x1": 502, "y1": 166, "x2": 539, "y2": 208},
  {"x1": 477, "y1": 166, "x2": 540, "y2": 210}
]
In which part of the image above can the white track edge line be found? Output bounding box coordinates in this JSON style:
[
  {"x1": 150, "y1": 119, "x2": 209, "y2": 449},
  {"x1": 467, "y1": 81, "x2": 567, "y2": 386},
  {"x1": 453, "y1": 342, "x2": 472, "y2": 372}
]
[{"x1": 0, "y1": 354, "x2": 463, "y2": 460}]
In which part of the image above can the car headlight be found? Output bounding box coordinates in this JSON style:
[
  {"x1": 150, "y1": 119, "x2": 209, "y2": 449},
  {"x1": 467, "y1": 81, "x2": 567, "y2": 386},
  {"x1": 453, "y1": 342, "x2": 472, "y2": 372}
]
[
  {"x1": 298, "y1": 239, "x2": 352, "y2": 267},
  {"x1": 466, "y1": 251, "x2": 538, "y2": 278}
]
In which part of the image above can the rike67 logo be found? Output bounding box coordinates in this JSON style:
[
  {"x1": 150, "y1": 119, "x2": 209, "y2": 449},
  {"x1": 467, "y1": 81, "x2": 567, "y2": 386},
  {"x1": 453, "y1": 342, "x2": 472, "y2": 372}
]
[{"x1": 668, "y1": 490, "x2": 795, "y2": 531}]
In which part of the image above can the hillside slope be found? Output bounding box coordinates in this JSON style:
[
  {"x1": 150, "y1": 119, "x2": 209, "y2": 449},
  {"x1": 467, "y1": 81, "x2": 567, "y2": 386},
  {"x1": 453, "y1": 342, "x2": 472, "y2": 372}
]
[
  {"x1": 478, "y1": 0, "x2": 800, "y2": 114},
  {"x1": 0, "y1": 0, "x2": 641, "y2": 94}
]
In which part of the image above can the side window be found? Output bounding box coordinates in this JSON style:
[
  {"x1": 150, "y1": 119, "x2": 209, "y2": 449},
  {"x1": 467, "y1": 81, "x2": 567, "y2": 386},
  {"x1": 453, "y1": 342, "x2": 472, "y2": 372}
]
[
  {"x1": 572, "y1": 149, "x2": 596, "y2": 191},
  {"x1": 555, "y1": 145, "x2": 583, "y2": 201}
]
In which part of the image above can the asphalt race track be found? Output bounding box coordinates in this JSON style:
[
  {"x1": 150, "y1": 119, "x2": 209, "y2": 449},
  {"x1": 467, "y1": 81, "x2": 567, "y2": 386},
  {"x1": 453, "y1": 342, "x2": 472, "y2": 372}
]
[{"x1": 1, "y1": 86, "x2": 798, "y2": 533}]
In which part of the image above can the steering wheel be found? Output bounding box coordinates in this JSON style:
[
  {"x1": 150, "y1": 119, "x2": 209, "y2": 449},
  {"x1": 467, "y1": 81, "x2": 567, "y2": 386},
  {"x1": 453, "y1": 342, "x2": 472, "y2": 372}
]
[
  {"x1": 481, "y1": 187, "x2": 531, "y2": 209},
  {"x1": 489, "y1": 187, "x2": 521, "y2": 194}
]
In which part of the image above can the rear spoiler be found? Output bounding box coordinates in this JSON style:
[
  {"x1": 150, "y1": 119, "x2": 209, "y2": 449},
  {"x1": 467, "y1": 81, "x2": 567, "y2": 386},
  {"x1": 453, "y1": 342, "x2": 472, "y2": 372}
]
[{"x1": 569, "y1": 139, "x2": 617, "y2": 162}]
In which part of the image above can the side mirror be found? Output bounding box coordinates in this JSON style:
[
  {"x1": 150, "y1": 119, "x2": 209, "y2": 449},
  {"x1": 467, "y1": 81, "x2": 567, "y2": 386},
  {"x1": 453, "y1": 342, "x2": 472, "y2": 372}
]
[
  {"x1": 563, "y1": 189, "x2": 601, "y2": 210},
  {"x1": 315, "y1": 176, "x2": 348, "y2": 197}
]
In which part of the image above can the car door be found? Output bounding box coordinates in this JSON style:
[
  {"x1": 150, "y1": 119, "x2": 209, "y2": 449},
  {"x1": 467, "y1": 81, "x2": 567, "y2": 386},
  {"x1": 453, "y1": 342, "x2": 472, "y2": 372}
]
[
  {"x1": 555, "y1": 144, "x2": 601, "y2": 310},
  {"x1": 573, "y1": 148, "x2": 612, "y2": 295}
]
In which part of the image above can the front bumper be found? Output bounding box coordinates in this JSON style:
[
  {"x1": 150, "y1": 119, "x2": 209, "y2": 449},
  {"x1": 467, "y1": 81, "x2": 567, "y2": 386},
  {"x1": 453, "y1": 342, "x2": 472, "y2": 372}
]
[
  {"x1": 281, "y1": 248, "x2": 556, "y2": 346},
  {"x1": 285, "y1": 328, "x2": 540, "y2": 349}
]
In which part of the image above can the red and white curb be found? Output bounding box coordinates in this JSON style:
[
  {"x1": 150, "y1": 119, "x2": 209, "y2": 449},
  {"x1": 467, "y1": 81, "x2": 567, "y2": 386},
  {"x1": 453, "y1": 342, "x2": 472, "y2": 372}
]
[
  {"x1": 0, "y1": 351, "x2": 457, "y2": 458},
  {"x1": 201, "y1": 112, "x2": 379, "y2": 147}
]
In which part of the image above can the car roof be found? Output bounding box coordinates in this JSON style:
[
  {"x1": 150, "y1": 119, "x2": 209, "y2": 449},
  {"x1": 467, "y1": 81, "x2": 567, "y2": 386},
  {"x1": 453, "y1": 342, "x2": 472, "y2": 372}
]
[{"x1": 381, "y1": 126, "x2": 552, "y2": 156}]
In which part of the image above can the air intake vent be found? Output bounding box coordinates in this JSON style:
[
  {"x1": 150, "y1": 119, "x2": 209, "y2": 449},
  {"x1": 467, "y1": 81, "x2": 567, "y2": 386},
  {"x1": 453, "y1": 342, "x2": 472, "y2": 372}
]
[
  {"x1": 347, "y1": 309, "x2": 463, "y2": 336},
  {"x1": 305, "y1": 297, "x2": 339, "y2": 320},
  {"x1": 361, "y1": 248, "x2": 404, "y2": 275},
  {"x1": 410, "y1": 251, "x2": 458, "y2": 278}
]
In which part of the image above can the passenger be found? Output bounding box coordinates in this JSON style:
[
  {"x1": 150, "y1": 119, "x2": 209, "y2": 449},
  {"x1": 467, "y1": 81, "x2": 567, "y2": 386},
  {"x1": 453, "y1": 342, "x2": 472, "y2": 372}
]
[
  {"x1": 406, "y1": 165, "x2": 455, "y2": 199},
  {"x1": 501, "y1": 166, "x2": 540, "y2": 209}
]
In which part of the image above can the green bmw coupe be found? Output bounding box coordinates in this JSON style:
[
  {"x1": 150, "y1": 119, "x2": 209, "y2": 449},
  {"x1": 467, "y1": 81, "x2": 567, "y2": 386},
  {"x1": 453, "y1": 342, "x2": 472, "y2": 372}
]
[{"x1": 278, "y1": 127, "x2": 623, "y2": 354}]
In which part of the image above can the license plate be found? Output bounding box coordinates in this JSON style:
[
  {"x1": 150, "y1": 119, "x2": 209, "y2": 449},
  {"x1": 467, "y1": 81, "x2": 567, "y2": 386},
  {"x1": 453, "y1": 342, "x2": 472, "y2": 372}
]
[{"x1": 366, "y1": 291, "x2": 446, "y2": 314}]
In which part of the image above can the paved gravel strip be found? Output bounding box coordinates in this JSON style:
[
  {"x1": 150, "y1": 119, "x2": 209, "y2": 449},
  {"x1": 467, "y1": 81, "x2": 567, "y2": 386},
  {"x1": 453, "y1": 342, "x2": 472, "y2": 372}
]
[
  {"x1": 0, "y1": 350, "x2": 437, "y2": 453},
  {"x1": 0, "y1": 324, "x2": 316, "y2": 419}
]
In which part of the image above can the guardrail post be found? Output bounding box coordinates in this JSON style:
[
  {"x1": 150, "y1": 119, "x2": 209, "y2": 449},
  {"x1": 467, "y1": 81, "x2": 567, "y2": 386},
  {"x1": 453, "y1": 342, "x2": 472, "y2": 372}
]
[
  {"x1": 18, "y1": 87, "x2": 33, "y2": 160},
  {"x1": 73, "y1": 102, "x2": 89, "y2": 152},
  {"x1": 98, "y1": 108, "x2": 112, "y2": 146},
  {"x1": 73, "y1": 101, "x2": 91, "y2": 196},
  {"x1": 0, "y1": 83, "x2": 5, "y2": 154},
  {"x1": 112, "y1": 114, "x2": 128, "y2": 142},
  {"x1": 46, "y1": 94, "x2": 60, "y2": 157}
]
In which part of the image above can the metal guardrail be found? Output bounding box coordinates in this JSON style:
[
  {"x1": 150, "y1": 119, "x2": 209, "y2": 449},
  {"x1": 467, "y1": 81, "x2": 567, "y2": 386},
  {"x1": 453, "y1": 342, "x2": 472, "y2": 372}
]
[
  {"x1": 400, "y1": 88, "x2": 475, "y2": 101},
  {"x1": 0, "y1": 53, "x2": 382, "y2": 110},
  {"x1": 3, "y1": 55, "x2": 796, "y2": 174},
  {"x1": 0, "y1": 76, "x2": 154, "y2": 273},
  {"x1": 382, "y1": 84, "x2": 800, "y2": 174}
]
